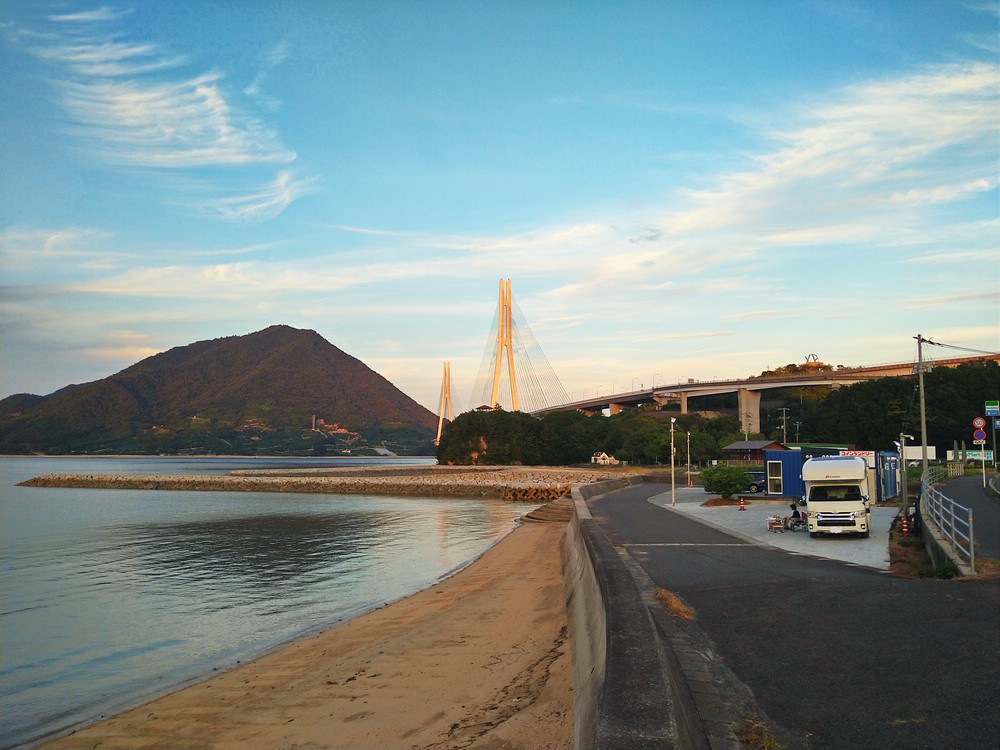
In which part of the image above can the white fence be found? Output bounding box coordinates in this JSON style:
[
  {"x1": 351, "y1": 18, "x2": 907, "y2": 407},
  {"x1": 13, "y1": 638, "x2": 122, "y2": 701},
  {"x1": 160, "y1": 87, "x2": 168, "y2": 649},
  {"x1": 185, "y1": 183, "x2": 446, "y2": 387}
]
[{"x1": 921, "y1": 468, "x2": 975, "y2": 572}]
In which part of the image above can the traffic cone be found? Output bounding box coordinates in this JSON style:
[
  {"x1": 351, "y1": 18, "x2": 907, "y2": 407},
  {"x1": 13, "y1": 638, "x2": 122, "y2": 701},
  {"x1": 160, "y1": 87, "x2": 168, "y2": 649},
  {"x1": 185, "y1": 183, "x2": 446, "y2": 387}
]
[
  {"x1": 901, "y1": 515, "x2": 909, "y2": 538},
  {"x1": 738, "y1": 497, "x2": 747, "y2": 511}
]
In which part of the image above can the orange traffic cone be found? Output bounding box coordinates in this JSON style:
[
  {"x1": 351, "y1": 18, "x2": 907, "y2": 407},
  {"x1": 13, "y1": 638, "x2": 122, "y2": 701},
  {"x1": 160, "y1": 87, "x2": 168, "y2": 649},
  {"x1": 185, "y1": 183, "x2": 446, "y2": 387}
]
[
  {"x1": 738, "y1": 497, "x2": 747, "y2": 511},
  {"x1": 901, "y1": 515, "x2": 909, "y2": 538}
]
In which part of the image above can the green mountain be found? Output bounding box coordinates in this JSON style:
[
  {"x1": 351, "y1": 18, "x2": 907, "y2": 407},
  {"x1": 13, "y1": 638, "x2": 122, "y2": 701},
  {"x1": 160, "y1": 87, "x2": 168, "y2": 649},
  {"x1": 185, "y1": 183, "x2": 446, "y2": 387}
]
[{"x1": 0, "y1": 325, "x2": 438, "y2": 455}]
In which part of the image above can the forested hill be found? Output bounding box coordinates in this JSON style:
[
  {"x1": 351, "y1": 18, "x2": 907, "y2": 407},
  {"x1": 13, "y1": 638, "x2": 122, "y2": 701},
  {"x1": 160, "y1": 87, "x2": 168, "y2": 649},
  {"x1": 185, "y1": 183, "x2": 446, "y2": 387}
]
[{"x1": 0, "y1": 325, "x2": 438, "y2": 455}]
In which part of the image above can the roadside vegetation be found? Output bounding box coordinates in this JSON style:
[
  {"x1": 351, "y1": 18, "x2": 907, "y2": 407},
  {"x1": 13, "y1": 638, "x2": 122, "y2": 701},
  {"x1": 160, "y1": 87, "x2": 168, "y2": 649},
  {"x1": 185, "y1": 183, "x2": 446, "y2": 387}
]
[{"x1": 437, "y1": 361, "x2": 998, "y2": 466}]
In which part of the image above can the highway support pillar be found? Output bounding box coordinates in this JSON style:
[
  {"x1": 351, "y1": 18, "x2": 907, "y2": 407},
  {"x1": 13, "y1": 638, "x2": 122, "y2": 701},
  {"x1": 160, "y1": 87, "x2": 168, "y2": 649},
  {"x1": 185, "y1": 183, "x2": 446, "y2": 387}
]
[{"x1": 738, "y1": 388, "x2": 761, "y2": 436}]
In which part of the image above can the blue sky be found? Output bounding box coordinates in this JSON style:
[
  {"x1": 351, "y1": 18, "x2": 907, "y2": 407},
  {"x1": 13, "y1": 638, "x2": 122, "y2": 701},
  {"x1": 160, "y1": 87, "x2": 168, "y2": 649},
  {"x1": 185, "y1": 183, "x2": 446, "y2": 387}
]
[{"x1": 2, "y1": 1, "x2": 998, "y2": 415}]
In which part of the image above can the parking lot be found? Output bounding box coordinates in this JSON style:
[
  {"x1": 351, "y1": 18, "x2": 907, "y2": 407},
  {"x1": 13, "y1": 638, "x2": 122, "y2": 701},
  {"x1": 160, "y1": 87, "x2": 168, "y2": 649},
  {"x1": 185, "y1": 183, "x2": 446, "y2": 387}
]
[{"x1": 648, "y1": 486, "x2": 897, "y2": 569}]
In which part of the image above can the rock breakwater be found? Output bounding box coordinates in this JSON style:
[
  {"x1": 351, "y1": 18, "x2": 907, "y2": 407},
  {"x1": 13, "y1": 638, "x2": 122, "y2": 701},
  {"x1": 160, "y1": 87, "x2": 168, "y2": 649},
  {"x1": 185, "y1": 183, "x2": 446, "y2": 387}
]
[{"x1": 18, "y1": 466, "x2": 641, "y2": 500}]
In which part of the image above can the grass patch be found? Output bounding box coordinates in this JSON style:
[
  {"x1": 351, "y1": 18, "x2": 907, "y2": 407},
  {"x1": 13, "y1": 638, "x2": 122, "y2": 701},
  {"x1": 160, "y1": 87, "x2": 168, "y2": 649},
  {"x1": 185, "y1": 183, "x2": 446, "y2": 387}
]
[
  {"x1": 653, "y1": 588, "x2": 695, "y2": 620},
  {"x1": 968, "y1": 556, "x2": 1000, "y2": 579},
  {"x1": 888, "y1": 520, "x2": 936, "y2": 579},
  {"x1": 735, "y1": 715, "x2": 785, "y2": 750},
  {"x1": 888, "y1": 521, "x2": 1000, "y2": 579}
]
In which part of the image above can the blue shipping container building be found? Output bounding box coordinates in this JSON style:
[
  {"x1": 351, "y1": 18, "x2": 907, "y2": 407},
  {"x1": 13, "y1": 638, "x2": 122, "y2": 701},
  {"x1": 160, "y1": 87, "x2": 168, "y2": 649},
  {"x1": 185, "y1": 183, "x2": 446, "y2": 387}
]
[{"x1": 764, "y1": 449, "x2": 899, "y2": 502}]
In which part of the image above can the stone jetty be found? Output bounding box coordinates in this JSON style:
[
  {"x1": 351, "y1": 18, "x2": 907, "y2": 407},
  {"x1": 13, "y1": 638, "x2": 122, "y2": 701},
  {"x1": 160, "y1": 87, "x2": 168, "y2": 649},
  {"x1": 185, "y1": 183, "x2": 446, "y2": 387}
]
[{"x1": 18, "y1": 465, "x2": 640, "y2": 500}]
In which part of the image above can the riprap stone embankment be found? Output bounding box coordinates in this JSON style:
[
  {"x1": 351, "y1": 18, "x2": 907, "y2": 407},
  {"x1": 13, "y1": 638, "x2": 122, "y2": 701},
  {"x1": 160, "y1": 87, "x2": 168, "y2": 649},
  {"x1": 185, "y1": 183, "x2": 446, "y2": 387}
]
[{"x1": 18, "y1": 465, "x2": 641, "y2": 499}]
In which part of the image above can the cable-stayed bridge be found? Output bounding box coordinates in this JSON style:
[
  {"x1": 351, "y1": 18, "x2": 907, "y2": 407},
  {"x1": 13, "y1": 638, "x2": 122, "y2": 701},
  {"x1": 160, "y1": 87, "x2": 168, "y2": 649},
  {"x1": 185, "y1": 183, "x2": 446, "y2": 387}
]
[
  {"x1": 438, "y1": 280, "x2": 999, "y2": 435},
  {"x1": 467, "y1": 279, "x2": 569, "y2": 413}
]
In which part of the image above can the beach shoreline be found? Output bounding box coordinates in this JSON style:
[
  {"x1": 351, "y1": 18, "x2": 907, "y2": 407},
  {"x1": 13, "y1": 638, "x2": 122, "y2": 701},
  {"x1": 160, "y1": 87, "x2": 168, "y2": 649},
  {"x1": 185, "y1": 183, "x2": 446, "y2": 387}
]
[{"x1": 35, "y1": 468, "x2": 589, "y2": 750}]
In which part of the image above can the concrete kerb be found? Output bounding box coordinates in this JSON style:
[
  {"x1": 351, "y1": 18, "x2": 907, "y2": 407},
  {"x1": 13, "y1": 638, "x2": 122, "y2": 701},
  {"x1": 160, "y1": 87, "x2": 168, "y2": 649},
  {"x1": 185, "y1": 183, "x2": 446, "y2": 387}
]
[
  {"x1": 566, "y1": 476, "x2": 715, "y2": 750},
  {"x1": 919, "y1": 499, "x2": 976, "y2": 576}
]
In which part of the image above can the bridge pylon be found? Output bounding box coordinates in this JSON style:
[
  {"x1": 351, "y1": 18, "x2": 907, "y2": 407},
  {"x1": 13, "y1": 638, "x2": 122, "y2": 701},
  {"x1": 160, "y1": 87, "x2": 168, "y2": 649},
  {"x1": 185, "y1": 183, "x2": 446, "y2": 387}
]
[
  {"x1": 435, "y1": 361, "x2": 454, "y2": 446},
  {"x1": 490, "y1": 279, "x2": 520, "y2": 411}
]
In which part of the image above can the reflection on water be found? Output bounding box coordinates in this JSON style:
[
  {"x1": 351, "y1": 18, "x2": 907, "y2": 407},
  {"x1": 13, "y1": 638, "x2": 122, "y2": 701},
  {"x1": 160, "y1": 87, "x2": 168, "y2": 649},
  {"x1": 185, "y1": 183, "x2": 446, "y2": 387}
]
[
  {"x1": 124, "y1": 512, "x2": 381, "y2": 594},
  {"x1": 0, "y1": 457, "x2": 526, "y2": 750}
]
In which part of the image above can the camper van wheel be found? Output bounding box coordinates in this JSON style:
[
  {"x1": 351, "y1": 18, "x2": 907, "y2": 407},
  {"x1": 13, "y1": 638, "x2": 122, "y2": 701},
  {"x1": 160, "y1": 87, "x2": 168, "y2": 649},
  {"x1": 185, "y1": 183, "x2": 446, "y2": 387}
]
[
  {"x1": 809, "y1": 532, "x2": 818, "y2": 538},
  {"x1": 861, "y1": 531, "x2": 870, "y2": 539}
]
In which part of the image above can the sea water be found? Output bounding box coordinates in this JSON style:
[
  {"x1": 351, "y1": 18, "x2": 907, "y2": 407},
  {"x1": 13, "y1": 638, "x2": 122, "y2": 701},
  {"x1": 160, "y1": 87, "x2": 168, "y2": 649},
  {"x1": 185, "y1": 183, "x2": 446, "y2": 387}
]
[{"x1": 0, "y1": 457, "x2": 530, "y2": 749}]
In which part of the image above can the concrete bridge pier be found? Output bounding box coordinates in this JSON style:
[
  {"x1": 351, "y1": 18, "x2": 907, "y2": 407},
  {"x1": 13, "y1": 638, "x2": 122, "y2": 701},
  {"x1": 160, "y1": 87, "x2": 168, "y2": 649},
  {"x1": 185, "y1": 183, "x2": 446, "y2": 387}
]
[
  {"x1": 738, "y1": 388, "x2": 761, "y2": 435},
  {"x1": 652, "y1": 392, "x2": 688, "y2": 413}
]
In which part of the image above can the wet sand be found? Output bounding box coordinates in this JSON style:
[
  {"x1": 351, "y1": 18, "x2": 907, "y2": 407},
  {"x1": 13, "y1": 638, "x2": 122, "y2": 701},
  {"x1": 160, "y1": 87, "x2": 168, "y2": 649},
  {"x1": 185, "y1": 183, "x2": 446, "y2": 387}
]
[{"x1": 41, "y1": 501, "x2": 577, "y2": 749}]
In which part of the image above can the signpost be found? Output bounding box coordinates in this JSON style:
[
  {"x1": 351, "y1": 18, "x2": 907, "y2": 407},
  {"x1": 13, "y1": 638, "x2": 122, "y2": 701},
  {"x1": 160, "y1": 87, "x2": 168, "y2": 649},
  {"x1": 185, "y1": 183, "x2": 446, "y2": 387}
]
[
  {"x1": 973, "y1": 417, "x2": 987, "y2": 486},
  {"x1": 990, "y1": 401, "x2": 1000, "y2": 470}
]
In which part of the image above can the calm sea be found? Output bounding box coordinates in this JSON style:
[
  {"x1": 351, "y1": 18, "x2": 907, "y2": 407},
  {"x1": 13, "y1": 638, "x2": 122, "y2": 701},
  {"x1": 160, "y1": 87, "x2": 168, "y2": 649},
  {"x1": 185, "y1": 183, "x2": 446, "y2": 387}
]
[{"x1": 0, "y1": 457, "x2": 533, "y2": 749}]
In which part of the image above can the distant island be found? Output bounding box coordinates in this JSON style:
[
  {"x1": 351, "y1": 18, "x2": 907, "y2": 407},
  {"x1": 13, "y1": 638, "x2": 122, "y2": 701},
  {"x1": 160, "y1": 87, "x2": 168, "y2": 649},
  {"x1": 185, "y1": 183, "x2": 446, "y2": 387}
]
[{"x1": 0, "y1": 325, "x2": 438, "y2": 456}]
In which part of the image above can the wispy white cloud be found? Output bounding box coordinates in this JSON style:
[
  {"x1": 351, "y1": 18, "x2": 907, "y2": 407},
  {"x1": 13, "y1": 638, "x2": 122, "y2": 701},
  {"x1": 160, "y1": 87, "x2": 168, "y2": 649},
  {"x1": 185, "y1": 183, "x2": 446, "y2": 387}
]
[
  {"x1": 49, "y1": 6, "x2": 132, "y2": 23},
  {"x1": 58, "y1": 72, "x2": 295, "y2": 167},
  {"x1": 0, "y1": 227, "x2": 127, "y2": 272},
  {"x1": 245, "y1": 40, "x2": 291, "y2": 112},
  {"x1": 20, "y1": 6, "x2": 306, "y2": 218},
  {"x1": 904, "y1": 290, "x2": 1000, "y2": 310},
  {"x1": 204, "y1": 170, "x2": 319, "y2": 221}
]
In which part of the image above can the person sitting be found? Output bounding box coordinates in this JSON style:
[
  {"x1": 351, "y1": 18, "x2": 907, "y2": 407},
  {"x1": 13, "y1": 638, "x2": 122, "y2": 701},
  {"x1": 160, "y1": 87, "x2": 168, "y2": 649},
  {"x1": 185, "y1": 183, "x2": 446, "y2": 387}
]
[{"x1": 785, "y1": 502, "x2": 803, "y2": 529}]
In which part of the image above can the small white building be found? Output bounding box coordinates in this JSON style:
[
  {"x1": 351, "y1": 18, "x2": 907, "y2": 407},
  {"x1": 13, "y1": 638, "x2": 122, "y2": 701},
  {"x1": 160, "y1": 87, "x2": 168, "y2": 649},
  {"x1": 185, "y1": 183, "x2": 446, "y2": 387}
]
[{"x1": 591, "y1": 452, "x2": 619, "y2": 466}]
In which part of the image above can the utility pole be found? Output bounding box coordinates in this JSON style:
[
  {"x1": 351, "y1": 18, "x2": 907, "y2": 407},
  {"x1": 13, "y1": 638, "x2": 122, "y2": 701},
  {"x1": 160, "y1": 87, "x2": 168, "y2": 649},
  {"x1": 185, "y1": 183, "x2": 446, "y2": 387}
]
[
  {"x1": 794, "y1": 421, "x2": 802, "y2": 443},
  {"x1": 779, "y1": 407, "x2": 789, "y2": 443},
  {"x1": 914, "y1": 335, "x2": 934, "y2": 476}
]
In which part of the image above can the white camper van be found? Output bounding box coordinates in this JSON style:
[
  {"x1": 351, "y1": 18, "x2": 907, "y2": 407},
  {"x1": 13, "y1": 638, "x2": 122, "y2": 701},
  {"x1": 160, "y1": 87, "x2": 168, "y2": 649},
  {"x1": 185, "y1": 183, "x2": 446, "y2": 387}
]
[{"x1": 802, "y1": 455, "x2": 871, "y2": 538}]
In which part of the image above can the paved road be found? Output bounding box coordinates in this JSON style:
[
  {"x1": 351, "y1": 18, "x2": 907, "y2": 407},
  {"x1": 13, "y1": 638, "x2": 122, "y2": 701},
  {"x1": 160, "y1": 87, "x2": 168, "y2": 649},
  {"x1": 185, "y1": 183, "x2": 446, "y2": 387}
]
[
  {"x1": 588, "y1": 483, "x2": 1000, "y2": 750},
  {"x1": 938, "y1": 474, "x2": 1000, "y2": 562}
]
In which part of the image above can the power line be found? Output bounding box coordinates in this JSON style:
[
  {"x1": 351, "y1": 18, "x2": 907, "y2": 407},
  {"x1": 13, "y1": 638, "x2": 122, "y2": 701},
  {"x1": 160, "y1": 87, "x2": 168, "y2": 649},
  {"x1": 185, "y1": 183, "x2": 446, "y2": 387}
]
[{"x1": 919, "y1": 339, "x2": 998, "y2": 356}]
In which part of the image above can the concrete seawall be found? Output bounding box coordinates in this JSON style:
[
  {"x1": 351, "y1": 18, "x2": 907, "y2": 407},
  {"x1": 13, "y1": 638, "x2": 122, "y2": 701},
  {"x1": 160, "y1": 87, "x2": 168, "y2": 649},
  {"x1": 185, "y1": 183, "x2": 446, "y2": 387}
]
[{"x1": 564, "y1": 476, "x2": 699, "y2": 750}]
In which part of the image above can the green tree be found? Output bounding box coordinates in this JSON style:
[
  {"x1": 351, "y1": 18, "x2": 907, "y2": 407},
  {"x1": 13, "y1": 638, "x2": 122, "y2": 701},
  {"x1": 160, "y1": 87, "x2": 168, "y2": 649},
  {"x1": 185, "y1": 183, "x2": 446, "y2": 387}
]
[
  {"x1": 437, "y1": 409, "x2": 543, "y2": 465},
  {"x1": 540, "y1": 410, "x2": 601, "y2": 464},
  {"x1": 700, "y1": 464, "x2": 750, "y2": 499}
]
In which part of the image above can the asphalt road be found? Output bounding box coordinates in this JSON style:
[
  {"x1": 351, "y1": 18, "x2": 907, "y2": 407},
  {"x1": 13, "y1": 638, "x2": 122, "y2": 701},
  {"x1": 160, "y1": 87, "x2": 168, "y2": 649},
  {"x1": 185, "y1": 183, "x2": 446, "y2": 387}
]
[
  {"x1": 939, "y1": 474, "x2": 1000, "y2": 562},
  {"x1": 588, "y1": 483, "x2": 1000, "y2": 750}
]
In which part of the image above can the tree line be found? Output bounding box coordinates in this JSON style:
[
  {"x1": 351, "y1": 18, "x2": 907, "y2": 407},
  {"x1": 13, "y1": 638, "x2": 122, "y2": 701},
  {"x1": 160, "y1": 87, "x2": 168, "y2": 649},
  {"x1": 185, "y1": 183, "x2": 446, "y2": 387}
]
[{"x1": 435, "y1": 361, "x2": 998, "y2": 466}]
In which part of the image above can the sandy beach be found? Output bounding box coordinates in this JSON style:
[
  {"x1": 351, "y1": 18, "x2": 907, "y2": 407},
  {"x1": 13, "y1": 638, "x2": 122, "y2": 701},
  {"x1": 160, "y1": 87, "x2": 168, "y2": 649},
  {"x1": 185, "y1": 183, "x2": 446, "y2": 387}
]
[{"x1": 40, "y1": 498, "x2": 576, "y2": 750}]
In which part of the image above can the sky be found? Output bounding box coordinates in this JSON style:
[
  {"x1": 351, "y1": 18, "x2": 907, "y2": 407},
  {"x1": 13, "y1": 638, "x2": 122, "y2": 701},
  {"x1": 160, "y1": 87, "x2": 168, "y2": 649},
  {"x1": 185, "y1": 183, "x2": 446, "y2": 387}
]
[{"x1": 1, "y1": 0, "x2": 998, "y2": 416}]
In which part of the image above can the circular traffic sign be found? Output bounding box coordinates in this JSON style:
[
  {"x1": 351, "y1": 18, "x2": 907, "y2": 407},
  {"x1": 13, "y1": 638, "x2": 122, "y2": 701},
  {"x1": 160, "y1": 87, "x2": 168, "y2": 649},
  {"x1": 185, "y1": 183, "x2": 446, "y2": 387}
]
[
  {"x1": 973, "y1": 417, "x2": 986, "y2": 428},
  {"x1": 973, "y1": 429, "x2": 987, "y2": 441}
]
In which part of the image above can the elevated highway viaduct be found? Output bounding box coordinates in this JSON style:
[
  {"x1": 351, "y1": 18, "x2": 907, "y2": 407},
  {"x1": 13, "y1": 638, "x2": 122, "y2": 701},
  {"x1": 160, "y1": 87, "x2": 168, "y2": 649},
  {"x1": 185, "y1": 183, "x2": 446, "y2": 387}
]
[{"x1": 530, "y1": 354, "x2": 999, "y2": 434}]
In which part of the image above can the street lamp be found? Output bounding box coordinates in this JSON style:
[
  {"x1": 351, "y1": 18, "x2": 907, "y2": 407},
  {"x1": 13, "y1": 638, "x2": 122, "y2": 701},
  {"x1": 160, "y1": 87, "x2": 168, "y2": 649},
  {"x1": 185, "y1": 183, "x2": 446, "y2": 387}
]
[
  {"x1": 899, "y1": 433, "x2": 914, "y2": 518},
  {"x1": 670, "y1": 417, "x2": 677, "y2": 507},
  {"x1": 686, "y1": 431, "x2": 691, "y2": 489}
]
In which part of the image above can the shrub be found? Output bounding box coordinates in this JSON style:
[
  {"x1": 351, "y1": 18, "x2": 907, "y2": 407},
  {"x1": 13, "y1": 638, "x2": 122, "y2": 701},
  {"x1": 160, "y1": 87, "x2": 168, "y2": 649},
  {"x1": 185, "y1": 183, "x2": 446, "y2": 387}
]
[{"x1": 700, "y1": 464, "x2": 751, "y2": 499}]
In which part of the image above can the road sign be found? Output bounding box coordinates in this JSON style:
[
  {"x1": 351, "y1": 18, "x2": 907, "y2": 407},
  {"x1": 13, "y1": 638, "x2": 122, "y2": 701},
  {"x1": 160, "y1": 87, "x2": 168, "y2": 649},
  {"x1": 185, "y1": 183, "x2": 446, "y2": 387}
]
[
  {"x1": 973, "y1": 429, "x2": 987, "y2": 441},
  {"x1": 973, "y1": 417, "x2": 986, "y2": 428},
  {"x1": 986, "y1": 400, "x2": 999, "y2": 416}
]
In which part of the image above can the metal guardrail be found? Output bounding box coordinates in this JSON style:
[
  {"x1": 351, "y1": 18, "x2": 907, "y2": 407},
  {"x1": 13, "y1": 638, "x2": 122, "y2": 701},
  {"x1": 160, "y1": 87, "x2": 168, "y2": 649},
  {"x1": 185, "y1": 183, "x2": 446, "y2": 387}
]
[{"x1": 921, "y1": 468, "x2": 975, "y2": 572}]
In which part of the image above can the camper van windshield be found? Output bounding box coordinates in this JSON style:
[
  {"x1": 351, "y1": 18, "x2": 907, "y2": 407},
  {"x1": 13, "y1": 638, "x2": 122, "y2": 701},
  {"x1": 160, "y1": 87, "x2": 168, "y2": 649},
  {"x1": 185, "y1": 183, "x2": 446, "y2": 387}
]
[{"x1": 809, "y1": 485, "x2": 864, "y2": 501}]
